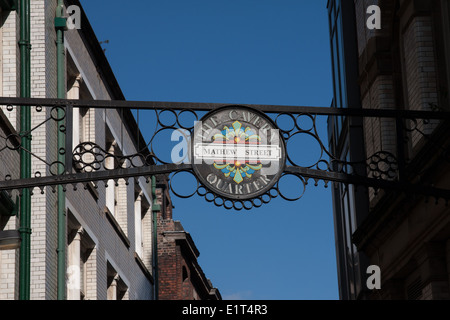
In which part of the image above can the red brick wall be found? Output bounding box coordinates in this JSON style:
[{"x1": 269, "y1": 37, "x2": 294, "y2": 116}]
[
  {"x1": 157, "y1": 212, "x2": 179, "y2": 300},
  {"x1": 156, "y1": 209, "x2": 200, "y2": 300}
]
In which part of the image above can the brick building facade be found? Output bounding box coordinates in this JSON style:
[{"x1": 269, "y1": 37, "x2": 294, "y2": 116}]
[
  {"x1": 155, "y1": 182, "x2": 221, "y2": 300},
  {"x1": 328, "y1": 0, "x2": 450, "y2": 299}
]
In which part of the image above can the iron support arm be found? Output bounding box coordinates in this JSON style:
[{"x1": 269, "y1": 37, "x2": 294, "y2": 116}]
[{"x1": 1, "y1": 96, "x2": 450, "y2": 119}]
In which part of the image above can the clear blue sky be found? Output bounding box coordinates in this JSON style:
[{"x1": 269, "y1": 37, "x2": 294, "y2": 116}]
[{"x1": 81, "y1": 0, "x2": 338, "y2": 300}]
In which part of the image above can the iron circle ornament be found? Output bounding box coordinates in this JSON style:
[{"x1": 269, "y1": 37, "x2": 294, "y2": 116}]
[{"x1": 191, "y1": 105, "x2": 286, "y2": 201}]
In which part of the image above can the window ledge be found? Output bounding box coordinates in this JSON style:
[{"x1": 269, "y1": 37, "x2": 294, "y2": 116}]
[
  {"x1": 85, "y1": 181, "x2": 99, "y2": 201},
  {"x1": 134, "y1": 252, "x2": 154, "y2": 284},
  {"x1": 103, "y1": 206, "x2": 130, "y2": 248}
]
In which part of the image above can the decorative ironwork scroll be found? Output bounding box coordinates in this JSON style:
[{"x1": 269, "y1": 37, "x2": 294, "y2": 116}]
[{"x1": 0, "y1": 96, "x2": 449, "y2": 210}]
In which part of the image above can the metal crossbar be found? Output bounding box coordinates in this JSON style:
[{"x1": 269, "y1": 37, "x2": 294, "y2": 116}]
[
  {"x1": 0, "y1": 96, "x2": 449, "y2": 210},
  {"x1": 1, "y1": 96, "x2": 450, "y2": 118}
]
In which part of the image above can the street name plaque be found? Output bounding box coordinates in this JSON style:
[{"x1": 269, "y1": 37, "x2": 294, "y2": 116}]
[{"x1": 192, "y1": 106, "x2": 286, "y2": 200}]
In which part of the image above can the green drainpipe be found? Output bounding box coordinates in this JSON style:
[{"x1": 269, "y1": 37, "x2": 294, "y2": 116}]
[
  {"x1": 55, "y1": 0, "x2": 66, "y2": 300},
  {"x1": 151, "y1": 176, "x2": 160, "y2": 300},
  {"x1": 18, "y1": 0, "x2": 31, "y2": 301}
]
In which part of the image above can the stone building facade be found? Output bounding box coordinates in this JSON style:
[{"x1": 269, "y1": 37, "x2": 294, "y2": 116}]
[
  {"x1": 0, "y1": 0, "x2": 156, "y2": 300},
  {"x1": 328, "y1": 0, "x2": 450, "y2": 299}
]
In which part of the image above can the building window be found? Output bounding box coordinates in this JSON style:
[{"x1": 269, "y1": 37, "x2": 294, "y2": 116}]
[
  {"x1": 79, "y1": 107, "x2": 90, "y2": 144},
  {"x1": 67, "y1": 49, "x2": 97, "y2": 150},
  {"x1": 105, "y1": 140, "x2": 118, "y2": 216},
  {"x1": 68, "y1": 73, "x2": 95, "y2": 151},
  {"x1": 67, "y1": 213, "x2": 96, "y2": 300},
  {"x1": 134, "y1": 192, "x2": 143, "y2": 257},
  {"x1": 182, "y1": 266, "x2": 188, "y2": 282},
  {"x1": 107, "y1": 262, "x2": 128, "y2": 300},
  {"x1": 329, "y1": 0, "x2": 347, "y2": 136},
  {"x1": 134, "y1": 186, "x2": 152, "y2": 270},
  {"x1": 68, "y1": 75, "x2": 82, "y2": 149},
  {"x1": 104, "y1": 125, "x2": 129, "y2": 244}
]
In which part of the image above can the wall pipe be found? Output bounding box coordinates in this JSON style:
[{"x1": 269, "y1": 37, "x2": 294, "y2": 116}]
[
  {"x1": 55, "y1": 0, "x2": 66, "y2": 300},
  {"x1": 18, "y1": 0, "x2": 31, "y2": 300}
]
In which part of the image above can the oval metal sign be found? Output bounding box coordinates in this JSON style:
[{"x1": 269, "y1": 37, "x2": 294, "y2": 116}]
[{"x1": 191, "y1": 106, "x2": 286, "y2": 200}]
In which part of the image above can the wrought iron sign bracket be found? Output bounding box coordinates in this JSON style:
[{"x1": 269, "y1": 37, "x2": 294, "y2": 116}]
[{"x1": 0, "y1": 96, "x2": 449, "y2": 210}]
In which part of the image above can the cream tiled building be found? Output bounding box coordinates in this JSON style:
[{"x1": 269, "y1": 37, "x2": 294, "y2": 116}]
[{"x1": 0, "y1": 0, "x2": 155, "y2": 299}]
